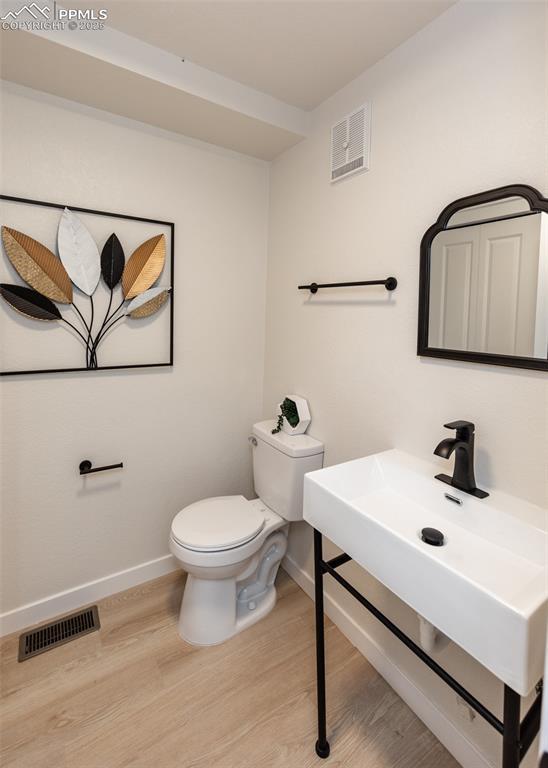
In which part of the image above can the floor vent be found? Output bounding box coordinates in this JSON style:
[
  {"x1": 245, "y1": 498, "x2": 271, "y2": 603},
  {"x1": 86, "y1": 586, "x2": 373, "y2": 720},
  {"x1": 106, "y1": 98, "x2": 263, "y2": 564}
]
[{"x1": 18, "y1": 606, "x2": 100, "y2": 662}]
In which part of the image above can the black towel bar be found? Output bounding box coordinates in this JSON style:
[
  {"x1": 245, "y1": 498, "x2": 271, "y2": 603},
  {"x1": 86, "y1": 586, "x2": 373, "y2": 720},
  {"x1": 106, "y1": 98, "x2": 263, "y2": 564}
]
[
  {"x1": 79, "y1": 459, "x2": 123, "y2": 475},
  {"x1": 298, "y1": 277, "x2": 397, "y2": 294}
]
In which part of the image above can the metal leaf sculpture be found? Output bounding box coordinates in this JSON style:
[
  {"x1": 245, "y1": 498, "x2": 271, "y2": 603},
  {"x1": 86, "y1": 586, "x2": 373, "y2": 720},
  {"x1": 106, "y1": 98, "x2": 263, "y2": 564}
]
[
  {"x1": 0, "y1": 283, "x2": 62, "y2": 321},
  {"x1": 122, "y1": 234, "x2": 165, "y2": 299},
  {"x1": 57, "y1": 208, "x2": 100, "y2": 295},
  {"x1": 1, "y1": 226, "x2": 73, "y2": 303},
  {"x1": 2, "y1": 207, "x2": 171, "y2": 372},
  {"x1": 127, "y1": 287, "x2": 171, "y2": 318},
  {"x1": 101, "y1": 233, "x2": 125, "y2": 289}
]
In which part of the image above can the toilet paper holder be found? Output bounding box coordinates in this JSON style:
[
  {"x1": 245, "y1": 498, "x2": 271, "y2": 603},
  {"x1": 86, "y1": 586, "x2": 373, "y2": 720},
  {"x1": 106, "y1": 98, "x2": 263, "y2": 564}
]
[{"x1": 79, "y1": 459, "x2": 124, "y2": 475}]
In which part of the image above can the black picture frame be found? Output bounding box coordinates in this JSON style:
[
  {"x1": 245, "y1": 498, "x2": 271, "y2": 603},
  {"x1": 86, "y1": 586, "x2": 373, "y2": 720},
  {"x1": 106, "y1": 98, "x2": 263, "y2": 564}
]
[
  {"x1": 0, "y1": 194, "x2": 175, "y2": 376},
  {"x1": 417, "y1": 184, "x2": 548, "y2": 372}
]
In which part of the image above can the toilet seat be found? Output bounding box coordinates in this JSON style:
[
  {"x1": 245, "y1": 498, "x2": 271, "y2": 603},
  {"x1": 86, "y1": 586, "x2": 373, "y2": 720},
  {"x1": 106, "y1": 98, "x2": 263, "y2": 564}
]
[{"x1": 171, "y1": 495, "x2": 265, "y2": 552}]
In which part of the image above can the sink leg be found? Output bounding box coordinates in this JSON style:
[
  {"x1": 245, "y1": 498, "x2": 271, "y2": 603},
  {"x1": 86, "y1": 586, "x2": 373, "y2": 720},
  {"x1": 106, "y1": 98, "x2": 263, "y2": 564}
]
[
  {"x1": 313, "y1": 529, "x2": 330, "y2": 759},
  {"x1": 502, "y1": 685, "x2": 520, "y2": 768}
]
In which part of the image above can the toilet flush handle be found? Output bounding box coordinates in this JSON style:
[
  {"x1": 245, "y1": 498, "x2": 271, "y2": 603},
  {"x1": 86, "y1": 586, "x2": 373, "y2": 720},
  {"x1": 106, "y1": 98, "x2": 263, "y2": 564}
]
[{"x1": 248, "y1": 436, "x2": 258, "y2": 447}]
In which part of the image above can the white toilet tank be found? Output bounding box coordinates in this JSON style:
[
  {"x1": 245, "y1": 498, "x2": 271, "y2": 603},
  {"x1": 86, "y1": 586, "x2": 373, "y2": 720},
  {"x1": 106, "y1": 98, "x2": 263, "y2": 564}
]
[{"x1": 251, "y1": 420, "x2": 324, "y2": 522}]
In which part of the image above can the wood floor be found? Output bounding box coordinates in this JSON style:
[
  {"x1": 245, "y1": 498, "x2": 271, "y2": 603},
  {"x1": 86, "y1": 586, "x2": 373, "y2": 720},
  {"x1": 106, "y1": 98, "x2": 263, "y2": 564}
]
[{"x1": 0, "y1": 571, "x2": 460, "y2": 768}]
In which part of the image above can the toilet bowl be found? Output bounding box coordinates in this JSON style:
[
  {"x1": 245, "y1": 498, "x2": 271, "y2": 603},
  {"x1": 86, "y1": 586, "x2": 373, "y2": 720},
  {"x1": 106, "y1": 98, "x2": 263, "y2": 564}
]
[
  {"x1": 170, "y1": 420, "x2": 324, "y2": 646},
  {"x1": 170, "y1": 497, "x2": 288, "y2": 644}
]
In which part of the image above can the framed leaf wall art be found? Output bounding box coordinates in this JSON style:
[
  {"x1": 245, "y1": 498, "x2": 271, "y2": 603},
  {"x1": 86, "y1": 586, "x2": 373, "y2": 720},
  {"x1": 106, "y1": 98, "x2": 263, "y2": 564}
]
[{"x1": 0, "y1": 195, "x2": 174, "y2": 375}]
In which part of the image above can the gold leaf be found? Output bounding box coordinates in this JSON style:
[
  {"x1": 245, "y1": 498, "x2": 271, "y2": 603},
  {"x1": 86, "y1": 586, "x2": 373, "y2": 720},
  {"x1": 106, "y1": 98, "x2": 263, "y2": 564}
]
[
  {"x1": 128, "y1": 288, "x2": 170, "y2": 318},
  {"x1": 122, "y1": 234, "x2": 165, "y2": 299},
  {"x1": 2, "y1": 226, "x2": 73, "y2": 303}
]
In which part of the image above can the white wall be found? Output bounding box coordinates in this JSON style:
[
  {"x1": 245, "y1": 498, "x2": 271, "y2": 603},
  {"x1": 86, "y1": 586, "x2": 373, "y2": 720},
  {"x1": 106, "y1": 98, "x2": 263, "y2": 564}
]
[
  {"x1": 0, "y1": 84, "x2": 269, "y2": 622},
  {"x1": 265, "y1": 3, "x2": 547, "y2": 766},
  {"x1": 1, "y1": 2, "x2": 547, "y2": 765}
]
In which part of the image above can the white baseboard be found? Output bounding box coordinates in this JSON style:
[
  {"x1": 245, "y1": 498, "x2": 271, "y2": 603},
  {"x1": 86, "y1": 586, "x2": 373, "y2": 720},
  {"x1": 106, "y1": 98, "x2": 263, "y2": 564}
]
[
  {"x1": 0, "y1": 554, "x2": 179, "y2": 637},
  {"x1": 282, "y1": 555, "x2": 493, "y2": 768}
]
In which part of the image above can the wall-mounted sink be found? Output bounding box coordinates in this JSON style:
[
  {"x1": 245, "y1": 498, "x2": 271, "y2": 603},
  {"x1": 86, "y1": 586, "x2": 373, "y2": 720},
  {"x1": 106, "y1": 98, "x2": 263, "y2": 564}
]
[{"x1": 303, "y1": 449, "x2": 547, "y2": 695}]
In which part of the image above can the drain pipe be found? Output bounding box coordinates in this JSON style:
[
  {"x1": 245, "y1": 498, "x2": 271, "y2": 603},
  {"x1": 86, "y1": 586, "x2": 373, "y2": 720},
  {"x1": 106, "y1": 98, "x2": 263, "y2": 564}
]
[{"x1": 418, "y1": 615, "x2": 450, "y2": 653}]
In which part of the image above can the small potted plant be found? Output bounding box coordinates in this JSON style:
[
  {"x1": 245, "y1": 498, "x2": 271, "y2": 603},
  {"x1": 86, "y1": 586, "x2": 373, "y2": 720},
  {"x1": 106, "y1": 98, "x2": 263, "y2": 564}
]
[{"x1": 272, "y1": 395, "x2": 311, "y2": 435}]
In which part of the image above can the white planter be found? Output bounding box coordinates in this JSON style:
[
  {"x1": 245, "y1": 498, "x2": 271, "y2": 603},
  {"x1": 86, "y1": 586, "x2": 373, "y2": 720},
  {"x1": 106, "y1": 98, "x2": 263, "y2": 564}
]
[{"x1": 278, "y1": 395, "x2": 311, "y2": 435}]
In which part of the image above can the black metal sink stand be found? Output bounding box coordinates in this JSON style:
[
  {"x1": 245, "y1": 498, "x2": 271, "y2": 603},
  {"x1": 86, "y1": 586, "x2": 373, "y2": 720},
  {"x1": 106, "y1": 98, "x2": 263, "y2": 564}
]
[{"x1": 313, "y1": 529, "x2": 543, "y2": 768}]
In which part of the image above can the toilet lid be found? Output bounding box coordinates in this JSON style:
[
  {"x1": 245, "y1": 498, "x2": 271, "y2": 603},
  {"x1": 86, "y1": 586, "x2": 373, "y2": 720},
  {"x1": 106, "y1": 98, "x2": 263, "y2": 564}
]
[{"x1": 171, "y1": 496, "x2": 265, "y2": 552}]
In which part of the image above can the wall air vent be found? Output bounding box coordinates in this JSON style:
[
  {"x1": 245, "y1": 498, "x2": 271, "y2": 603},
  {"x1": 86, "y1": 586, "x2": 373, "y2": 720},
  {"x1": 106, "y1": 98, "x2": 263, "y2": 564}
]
[
  {"x1": 18, "y1": 606, "x2": 100, "y2": 662},
  {"x1": 331, "y1": 103, "x2": 370, "y2": 182}
]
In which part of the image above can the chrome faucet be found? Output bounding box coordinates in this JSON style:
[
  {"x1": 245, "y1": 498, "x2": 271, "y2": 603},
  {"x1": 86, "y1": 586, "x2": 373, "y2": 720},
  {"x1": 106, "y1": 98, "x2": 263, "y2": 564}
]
[{"x1": 433, "y1": 421, "x2": 489, "y2": 499}]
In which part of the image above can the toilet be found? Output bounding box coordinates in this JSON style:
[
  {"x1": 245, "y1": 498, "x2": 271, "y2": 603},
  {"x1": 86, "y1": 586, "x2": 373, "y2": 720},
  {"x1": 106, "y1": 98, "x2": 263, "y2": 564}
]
[{"x1": 170, "y1": 419, "x2": 324, "y2": 645}]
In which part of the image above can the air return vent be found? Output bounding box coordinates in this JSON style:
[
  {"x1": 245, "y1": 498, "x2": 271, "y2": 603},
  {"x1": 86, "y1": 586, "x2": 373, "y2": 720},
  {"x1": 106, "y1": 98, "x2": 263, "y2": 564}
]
[
  {"x1": 18, "y1": 606, "x2": 100, "y2": 662},
  {"x1": 331, "y1": 103, "x2": 370, "y2": 182}
]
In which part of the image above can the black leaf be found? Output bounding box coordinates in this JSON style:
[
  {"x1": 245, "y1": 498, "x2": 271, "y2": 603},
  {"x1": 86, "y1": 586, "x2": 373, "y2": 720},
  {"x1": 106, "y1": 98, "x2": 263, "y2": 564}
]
[
  {"x1": 101, "y1": 233, "x2": 125, "y2": 289},
  {"x1": 0, "y1": 283, "x2": 62, "y2": 321}
]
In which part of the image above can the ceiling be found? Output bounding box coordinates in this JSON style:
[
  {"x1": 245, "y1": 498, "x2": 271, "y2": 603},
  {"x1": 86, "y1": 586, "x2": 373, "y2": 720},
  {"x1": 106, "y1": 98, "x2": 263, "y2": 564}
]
[
  {"x1": 72, "y1": 1, "x2": 454, "y2": 109},
  {"x1": 0, "y1": 29, "x2": 303, "y2": 160},
  {"x1": 0, "y1": 0, "x2": 454, "y2": 159}
]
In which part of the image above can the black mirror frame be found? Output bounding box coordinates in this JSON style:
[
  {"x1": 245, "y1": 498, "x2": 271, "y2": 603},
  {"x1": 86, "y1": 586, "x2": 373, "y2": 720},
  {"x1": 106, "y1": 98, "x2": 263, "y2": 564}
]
[{"x1": 417, "y1": 184, "x2": 548, "y2": 372}]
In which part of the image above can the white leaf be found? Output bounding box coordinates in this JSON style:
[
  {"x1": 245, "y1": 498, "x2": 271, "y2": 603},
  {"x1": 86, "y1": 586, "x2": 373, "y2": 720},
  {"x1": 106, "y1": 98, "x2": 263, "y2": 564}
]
[
  {"x1": 126, "y1": 286, "x2": 170, "y2": 314},
  {"x1": 57, "y1": 208, "x2": 100, "y2": 295}
]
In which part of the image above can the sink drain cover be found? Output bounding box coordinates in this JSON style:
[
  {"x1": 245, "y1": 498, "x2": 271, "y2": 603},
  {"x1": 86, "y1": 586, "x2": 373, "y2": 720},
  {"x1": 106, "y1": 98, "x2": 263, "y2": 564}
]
[{"x1": 421, "y1": 527, "x2": 444, "y2": 546}]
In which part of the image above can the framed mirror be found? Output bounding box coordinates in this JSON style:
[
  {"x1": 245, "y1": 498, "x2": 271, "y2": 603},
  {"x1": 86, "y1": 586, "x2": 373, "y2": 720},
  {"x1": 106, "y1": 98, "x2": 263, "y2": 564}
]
[{"x1": 418, "y1": 185, "x2": 548, "y2": 372}]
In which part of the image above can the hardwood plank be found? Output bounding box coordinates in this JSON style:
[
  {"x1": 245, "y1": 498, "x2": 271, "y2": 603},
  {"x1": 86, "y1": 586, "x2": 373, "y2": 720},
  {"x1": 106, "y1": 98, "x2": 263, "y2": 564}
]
[{"x1": 0, "y1": 570, "x2": 460, "y2": 768}]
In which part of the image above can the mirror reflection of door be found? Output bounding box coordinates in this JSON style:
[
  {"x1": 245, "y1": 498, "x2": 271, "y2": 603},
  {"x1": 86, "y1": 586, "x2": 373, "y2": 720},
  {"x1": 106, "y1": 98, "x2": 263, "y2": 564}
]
[{"x1": 429, "y1": 211, "x2": 548, "y2": 359}]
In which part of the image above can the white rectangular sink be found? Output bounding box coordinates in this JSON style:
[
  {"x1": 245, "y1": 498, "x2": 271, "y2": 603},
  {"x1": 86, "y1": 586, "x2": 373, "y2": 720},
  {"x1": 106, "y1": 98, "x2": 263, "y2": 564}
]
[{"x1": 303, "y1": 449, "x2": 547, "y2": 695}]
